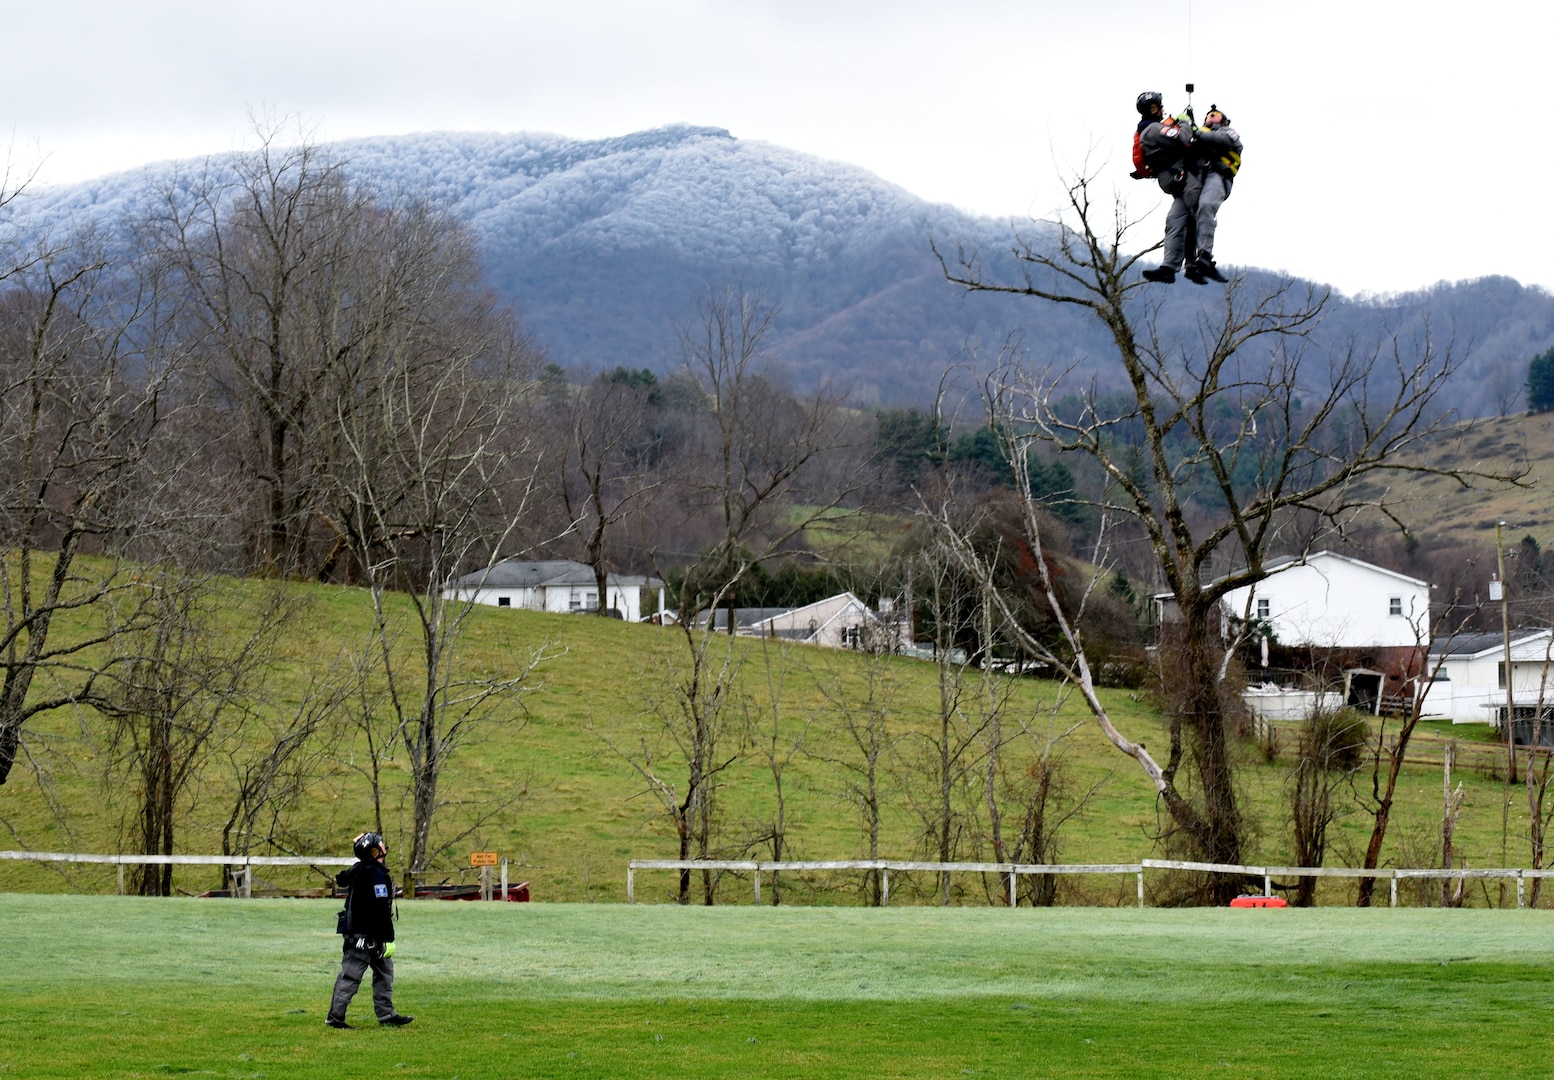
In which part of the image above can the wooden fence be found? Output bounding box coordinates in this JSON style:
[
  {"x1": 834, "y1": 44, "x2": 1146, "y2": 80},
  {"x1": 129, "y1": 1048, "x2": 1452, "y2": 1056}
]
[{"x1": 627, "y1": 857, "x2": 1554, "y2": 909}]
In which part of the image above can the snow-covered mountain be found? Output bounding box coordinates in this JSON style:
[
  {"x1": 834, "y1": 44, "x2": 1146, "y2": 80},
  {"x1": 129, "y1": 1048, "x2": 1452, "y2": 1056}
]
[{"x1": 26, "y1": 125, "x2": 1554, "y2": 412}]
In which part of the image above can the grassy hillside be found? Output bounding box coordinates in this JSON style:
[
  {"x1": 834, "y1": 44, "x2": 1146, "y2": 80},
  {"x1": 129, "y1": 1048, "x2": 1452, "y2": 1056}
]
[
  {"x1": 1348, "y1": 412, "x2": 1554, "y2": 549},
  {"x1": 0, "y1": 572, "x2": 1541, "y2": 905}
]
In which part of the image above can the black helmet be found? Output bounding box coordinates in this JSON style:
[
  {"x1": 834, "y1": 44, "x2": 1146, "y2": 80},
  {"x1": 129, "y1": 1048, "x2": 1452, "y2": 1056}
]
[
  {"x1": 353, "y1": 832, "x2": 385, "y2": 861},
  {"x1": 1206, "y1": 104, "x2": 1230, "y2": 127},
  {"x1": 1136, "y1": 91, "x2": 1163, "y2": 116}
]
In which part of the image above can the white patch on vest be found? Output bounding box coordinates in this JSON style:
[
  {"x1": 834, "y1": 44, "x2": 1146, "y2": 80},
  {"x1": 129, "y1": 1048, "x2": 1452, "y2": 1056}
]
[{"x1": 374, "y1": 884, "x2": 388, "y2": 898}]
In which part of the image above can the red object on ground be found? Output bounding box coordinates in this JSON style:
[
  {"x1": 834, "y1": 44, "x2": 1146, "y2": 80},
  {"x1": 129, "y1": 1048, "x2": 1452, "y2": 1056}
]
[
  {"x1": 1229, "y1": 895, "x2": 1287, "y2": 908},
  {"x1": 414, "y1": 881, "x2": 531, "y2": 902}
]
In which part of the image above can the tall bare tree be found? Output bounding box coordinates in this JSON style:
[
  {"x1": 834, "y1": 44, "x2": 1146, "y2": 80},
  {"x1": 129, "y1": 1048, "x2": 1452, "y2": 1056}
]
[
  {"x1": 935, "y1": 174, "x2": 1522, "y2": 898},
  {"x1": 97, "y1": 572, "x2": 285, "y2": 895},
  {"x1": 612, "y1": 284, "x2": 860, "y2": 904},
  {"x1": 554, "y1": 367, "x2": 668, "y2": 611},
  {"x1": 148, "y1": 118, "x2": 464, "y2": 579},
  {"x1": 0, "y1": 213, "x2": 189, "y2": 788},
  {"x1": 330, "y1": 255, "x2": 548, "y2": 891}
]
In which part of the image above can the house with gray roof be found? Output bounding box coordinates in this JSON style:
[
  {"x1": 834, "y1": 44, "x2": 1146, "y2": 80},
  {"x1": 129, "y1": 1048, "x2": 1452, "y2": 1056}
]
[{"x1": 445, "y1": 559, "x2": 663, "y2": 622}]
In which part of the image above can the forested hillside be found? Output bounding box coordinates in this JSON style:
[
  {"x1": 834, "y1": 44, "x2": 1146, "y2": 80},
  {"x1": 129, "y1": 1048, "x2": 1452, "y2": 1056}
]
[{"x1": 29, "y1": 125, "x2": 1554, "y2": 412}]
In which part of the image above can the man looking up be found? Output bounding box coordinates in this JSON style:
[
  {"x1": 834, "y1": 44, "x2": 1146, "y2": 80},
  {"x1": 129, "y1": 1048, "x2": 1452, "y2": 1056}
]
[{"x1": 326, "y1": 832, "x2": 414, "y2": 1029}]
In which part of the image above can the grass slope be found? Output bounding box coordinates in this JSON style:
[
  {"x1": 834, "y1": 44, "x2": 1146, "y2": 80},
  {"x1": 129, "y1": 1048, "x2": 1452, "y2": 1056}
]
[
  {"x1": 1347, "y1": 412, "x2": 1554, "y2": 548},
  {"x1": 3, "y1": 895, "x2": 1552, "y2": 1078},
  {"x1": 0, "y1": 572, "x2": 1539, "y2": 905}
]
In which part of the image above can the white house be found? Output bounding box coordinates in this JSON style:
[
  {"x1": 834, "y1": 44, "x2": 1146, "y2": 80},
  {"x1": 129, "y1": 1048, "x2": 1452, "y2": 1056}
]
[
  {"x1": 445, "y1": 559, "x2": 663, "y2": 622},
  {"x1": 1217, "y1": 551, "x2": 1432, "y2": 650},
  {"x1": 699, "y1": 592, "x2": 903, "y2": 651},
  {"x1": 1418, "y1": 629, "x2": 1554, "y2": 726}
]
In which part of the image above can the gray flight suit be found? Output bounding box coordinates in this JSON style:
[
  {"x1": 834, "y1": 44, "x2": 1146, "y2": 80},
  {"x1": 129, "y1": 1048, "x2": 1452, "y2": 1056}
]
[{"x1": 328, "y1": 935, "x2": 396, "y2": 1023}]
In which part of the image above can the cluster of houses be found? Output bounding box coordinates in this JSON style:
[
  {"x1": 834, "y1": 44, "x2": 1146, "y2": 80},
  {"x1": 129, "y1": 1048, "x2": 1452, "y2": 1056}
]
[
  {"x1": 444, "y1": 559, "x2": 903, "y2": 650},
  {"x1": 448, "y1": 553, "x2": 1554, "y2": 744}
]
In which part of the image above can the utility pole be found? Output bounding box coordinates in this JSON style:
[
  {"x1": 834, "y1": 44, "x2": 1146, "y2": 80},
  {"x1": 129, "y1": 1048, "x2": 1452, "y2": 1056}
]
[{"x1": 1495, "y1": 521, "x2": 1517, "y2": 784}]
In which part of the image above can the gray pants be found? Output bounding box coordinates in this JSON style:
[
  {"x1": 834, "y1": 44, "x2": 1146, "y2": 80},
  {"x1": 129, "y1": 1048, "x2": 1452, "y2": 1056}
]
[
  {"x1": 328, "y1": 939, "x2": 395, "y2": 1023},
  {"x1": 1162, "y1": 170, "x2": 1233, "y2": 270},
  {"x1": 1194, "y1": 171, "x2": 1231, "y2": 261}
]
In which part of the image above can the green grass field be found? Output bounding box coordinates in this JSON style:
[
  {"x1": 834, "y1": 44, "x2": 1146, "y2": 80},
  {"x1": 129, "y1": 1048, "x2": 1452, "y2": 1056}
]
[{"x1": 3, "y1": 895, "x2": 1552, "y2": 1078}]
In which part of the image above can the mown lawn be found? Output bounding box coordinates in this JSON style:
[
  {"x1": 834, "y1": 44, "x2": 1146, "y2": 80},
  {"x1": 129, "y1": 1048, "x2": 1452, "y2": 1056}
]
[{"x1": 2, "y1": 895, "x2": 1552, "y2": 1078}]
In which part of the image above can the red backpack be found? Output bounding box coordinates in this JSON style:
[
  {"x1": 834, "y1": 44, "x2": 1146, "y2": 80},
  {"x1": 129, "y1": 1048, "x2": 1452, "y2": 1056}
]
[{"x1": 1131, "y1": 119, "x2": 1187, "y2": 179}]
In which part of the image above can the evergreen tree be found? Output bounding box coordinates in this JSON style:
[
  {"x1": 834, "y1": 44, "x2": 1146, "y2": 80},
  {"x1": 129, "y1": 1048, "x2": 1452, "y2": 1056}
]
[{"x1": 1527, "y1": 346, "x2": 1554, "y2": 413}]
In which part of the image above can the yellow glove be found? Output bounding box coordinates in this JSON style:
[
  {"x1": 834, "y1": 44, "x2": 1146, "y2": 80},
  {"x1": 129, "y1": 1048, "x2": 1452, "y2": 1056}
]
[{"x1": 383, "y1": 941, "x2": 396, "y2": 959}]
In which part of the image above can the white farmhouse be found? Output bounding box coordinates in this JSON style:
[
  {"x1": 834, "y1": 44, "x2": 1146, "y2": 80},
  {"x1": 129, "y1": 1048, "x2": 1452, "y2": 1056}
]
[
  {"x1": 1217, "y1": 551, "x2": 1431, "y2": 649},
  {"x1": 1418, "y1": 629, "x2": 1554, "y2": 727},
  {"x1": 445, "y1": 559, "x2": 663, "y2": 622}
]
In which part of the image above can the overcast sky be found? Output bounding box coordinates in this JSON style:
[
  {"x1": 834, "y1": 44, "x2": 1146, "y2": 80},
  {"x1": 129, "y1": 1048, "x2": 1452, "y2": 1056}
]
[{"x1": 6, "y1": 1, "x2": 1549, "y2": 296}]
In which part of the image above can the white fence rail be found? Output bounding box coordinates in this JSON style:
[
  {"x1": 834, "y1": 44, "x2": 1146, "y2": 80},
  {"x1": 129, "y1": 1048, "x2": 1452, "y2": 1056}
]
[
  {"x1": 0, "y1": 850, "x2": 353, "y2": 898},
  {"x1": 629, "y1": 859, "x2": 1147, "y2": 906},
  {"x1": 629, "y1": 857, "x2": 1554, "y2": 908}
]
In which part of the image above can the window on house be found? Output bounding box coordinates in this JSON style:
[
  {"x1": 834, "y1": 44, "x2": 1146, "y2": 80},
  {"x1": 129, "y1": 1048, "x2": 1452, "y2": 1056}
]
[
  {"x1": 1499, "y1": 662, "x2": 1507, "y2": 689},
  {"x1": 1389, "y1": 597, "x2": 1403, "y2": 616},
  {"x1": 1256, "y1": 598, "x2": 1270, "y2": 620},
  {"x1": 568, "y1": 591, "x2": 582, "y2": 611},
  {"x1": 497, "y1": 596, "x2": 511, "y2": 608},
  {"x1": 586, "y1": 591, "x2": 599, "y2": 611}
]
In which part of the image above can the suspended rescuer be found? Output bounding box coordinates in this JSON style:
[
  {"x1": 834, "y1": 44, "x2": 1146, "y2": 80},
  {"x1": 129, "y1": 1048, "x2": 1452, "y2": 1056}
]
[
  {"x1": 325, "y1": 832, "x2": 414, "y2": 1028},
  {"x1": 1140, "y1": 100, "x2": 1242, "y2": 285}
]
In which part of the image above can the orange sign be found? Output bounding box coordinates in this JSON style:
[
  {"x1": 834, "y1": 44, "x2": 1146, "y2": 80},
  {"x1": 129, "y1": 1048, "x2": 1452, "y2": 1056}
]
[{"x1": 470, "y1": 851, "x2": 500, "y2": 867}]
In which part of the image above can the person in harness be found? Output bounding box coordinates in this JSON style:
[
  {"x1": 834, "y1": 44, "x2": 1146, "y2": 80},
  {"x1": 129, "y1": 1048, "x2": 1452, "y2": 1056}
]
[
  {"x1": 1138, "y1": 98, "x2": 1242, "y2": 285},
  {"x1": 325, "y1": 832, "x2": 414, "y2": 1028},
  {"x1": 1183, "y1": 106, "x2": 1242, "y2": 283}
]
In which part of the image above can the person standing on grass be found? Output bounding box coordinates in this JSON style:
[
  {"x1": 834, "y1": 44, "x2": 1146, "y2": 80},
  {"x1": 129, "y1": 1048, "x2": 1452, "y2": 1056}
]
[{"x1": 326, "y1": 832, "x2": 414, "y2": 1029}]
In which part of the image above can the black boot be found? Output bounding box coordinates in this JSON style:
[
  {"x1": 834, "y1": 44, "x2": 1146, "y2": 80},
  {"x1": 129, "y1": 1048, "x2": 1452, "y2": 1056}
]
[
  {"x1": 1184, "y1": 260, "x2": 1206, "y2": 285},
  {"x1": 1141, "y1": 266, "x2": 1176, "y2": 284},
  {"x1": 1195, "y1": 255, "x2": 1228, "y2": 283}
]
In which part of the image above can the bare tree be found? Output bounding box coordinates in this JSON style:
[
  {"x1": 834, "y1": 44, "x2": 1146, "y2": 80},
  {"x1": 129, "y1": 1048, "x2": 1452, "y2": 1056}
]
[
  {"x1": 219, "y1": 649, "x2": 354, "y2": 881},
  {"x1": 96, "y1": 572, "x2": 284, "y2": 895},
  {"x1": 1352, "y1": 605, "x2": 1478, "y2": 906},
  {"x1": 604, "y1": 633, "x2": 747, "y2": 905},
  {"x1": 813, "y1": 637, "x2": 904, "y2": 905},
  {"x1": 1284, "y1": 708, "x2": 1364, "y2": 905},
  {"x1": 147, "y1": 117, "x2": 473, "y2": 580},
  {"x1": 0, "y1": 217, "x2": 188, "y2": 788},
  {"x1": 741, "y1": 636, "x2": 812, "y2": 905},
  {"x1": 898, "y1": 542, "x2": 993, "y2": 905},
  {"x1": 331, "y1": 271, "x2": 548, "y2": 892},
  {"x1": 553, "y1": 367, "x2": 669, "y2": 613},
  {"x1": 935, "y1": 173, "x2": 1523, "y2": 897},
  {"x1": 611, "y1": 284, "x2": 860, "y2": 905}
]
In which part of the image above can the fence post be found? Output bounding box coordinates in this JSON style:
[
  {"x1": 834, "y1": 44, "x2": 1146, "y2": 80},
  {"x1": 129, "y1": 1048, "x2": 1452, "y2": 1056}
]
[
  {"x1": 241, "y1": 862, "x2": 253, "y2": 899},
  {"x1": 627, "y1": 865, "x2": 634, "y2": 905},
  {"x1": 1389, "y1": 874, "x2": 1398, "y2": 908},
  {"x1": 1263, "y1": 869, "x2": 1271, "y2": 896},
  {"x1": 1137, "y1": 870, "x2": 1144, "y2": 908},
  {"x1": 116, "y1": 860, "x2": 124, "y2": 896},
  {"x1": 501, "y1": 858, "x2": 508, "y2": 900},
  {"x1": 754, "y1": 868, "x2": 761, "y2": 905},
  {"x1": 881, "y1": 867, "x2": 890, "y2": 908},
  {"x1": 1008, "y1": 870, "x2": 1017, "y2": 909},
  {"x1": 1517, "y1": 869, "x2": 1525, "y2": 909}
]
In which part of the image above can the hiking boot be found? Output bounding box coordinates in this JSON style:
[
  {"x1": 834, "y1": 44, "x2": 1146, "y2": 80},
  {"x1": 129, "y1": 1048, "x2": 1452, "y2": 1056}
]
[
  {"x1": 1141, "y1": 266, "x2": 1176, "y2": 284},
  {"x1": 325, "y1": 1018, "x2": 352, "y2": 1029},
  {"x1": 1184, "y1": 261, "x2": 1207, "y2": 285},
  {"x1": 1195, "y1": 255, "x2": 1229, "y2": 283},
  {"x1": 380, "y1": 1014, "x2": 415, "y2": 1027}
]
